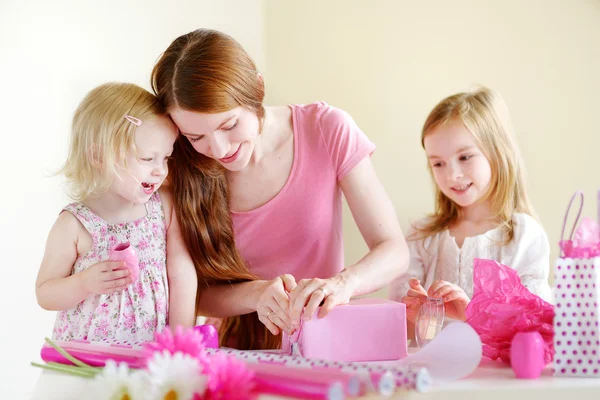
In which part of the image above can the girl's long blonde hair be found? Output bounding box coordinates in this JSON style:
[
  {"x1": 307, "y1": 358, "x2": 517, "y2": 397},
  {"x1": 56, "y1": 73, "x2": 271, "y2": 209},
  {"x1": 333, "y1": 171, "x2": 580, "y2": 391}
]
[
  {"x1": 60, "y1": 82, "x2": 167, "y2": 200},
  {"x1": 415, "y1": 86, "x2": 536, "y2": 242}
]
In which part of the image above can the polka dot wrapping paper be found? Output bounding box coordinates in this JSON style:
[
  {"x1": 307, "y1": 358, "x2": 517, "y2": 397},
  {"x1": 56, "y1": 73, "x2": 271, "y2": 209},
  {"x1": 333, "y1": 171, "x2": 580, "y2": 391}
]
[{"x1": 553, "y1": 256, "x2": 600, "y2": 377}]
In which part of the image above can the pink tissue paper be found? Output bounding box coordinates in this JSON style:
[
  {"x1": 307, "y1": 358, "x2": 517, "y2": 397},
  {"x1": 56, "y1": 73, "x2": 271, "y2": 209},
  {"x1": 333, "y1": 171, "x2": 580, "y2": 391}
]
[{"x1": 465, "y1": 258, "x2": 554, "y2": 365}]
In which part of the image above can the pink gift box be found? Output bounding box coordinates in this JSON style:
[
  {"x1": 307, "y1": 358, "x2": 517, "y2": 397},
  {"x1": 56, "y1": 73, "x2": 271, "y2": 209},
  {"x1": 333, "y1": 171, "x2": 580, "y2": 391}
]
[{"x1": 283, "y1": 298, "x2": 407, "y2": 362}]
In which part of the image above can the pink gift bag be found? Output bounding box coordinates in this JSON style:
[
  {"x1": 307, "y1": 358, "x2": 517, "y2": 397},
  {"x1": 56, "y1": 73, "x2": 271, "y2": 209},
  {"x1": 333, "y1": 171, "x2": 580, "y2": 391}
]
[{"x1": 553, "y1": 190, "x2": 600, "y2": 377}]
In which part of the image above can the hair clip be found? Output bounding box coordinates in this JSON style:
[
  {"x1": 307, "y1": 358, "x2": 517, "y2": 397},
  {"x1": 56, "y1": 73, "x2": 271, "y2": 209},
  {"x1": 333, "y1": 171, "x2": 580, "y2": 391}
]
[{"x1": 124, "y1": 115, "x2": 142, "y2": 126}]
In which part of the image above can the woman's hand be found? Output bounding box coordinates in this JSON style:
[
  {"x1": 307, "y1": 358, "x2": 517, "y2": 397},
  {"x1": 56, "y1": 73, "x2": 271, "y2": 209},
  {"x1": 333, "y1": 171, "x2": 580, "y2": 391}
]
[
  {"x1": 400, "y1": 278, "x2": 428, "y2": 324},
  {"x1": 428, "y1": 280, "x2": 470, "y2": 321},
  {"x1": 288, "y1": 272, "x2": 358, "y2": 327},
  {"x1": 256, "y1": 274, "x2": 297, "y2": 335}
]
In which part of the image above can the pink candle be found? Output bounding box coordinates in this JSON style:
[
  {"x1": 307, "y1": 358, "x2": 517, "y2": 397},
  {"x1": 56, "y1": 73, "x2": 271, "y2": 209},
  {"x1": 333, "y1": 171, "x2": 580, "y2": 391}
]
[{"x1": 109, "y1": 242, "x2": 139, "y2": 282}]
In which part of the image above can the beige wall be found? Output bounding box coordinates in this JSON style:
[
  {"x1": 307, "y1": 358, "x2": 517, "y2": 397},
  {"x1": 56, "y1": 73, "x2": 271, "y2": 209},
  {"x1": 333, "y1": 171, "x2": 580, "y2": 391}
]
[{"x1": 264, "y1": 0, "x2": 600, "y2": 296}]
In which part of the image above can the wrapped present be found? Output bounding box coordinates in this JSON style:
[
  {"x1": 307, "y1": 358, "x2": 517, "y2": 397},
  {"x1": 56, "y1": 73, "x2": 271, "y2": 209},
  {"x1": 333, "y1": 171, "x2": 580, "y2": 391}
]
[{"x1": 282, "y1": 298, "x2": 407, "y2": 362}]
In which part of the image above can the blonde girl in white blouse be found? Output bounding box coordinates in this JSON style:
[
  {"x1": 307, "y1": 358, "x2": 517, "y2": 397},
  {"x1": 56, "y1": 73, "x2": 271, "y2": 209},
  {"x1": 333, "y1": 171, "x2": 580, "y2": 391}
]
[{"x1": 390, "y1": 87, "x2": 551, "y2": 333}]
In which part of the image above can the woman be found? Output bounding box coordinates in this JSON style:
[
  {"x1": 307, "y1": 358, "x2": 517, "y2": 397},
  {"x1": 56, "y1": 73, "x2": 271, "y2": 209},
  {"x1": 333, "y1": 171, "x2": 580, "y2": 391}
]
[{"x1": 152, "y1": 29, "x2": 409, "y2": 349}]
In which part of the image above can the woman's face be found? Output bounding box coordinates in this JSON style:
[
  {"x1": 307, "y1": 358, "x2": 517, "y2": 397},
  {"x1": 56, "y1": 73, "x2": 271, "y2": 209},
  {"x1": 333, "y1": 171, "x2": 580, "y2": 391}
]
[{"x1": 170, "y1": 106, "x2": 260, "y2": 172}]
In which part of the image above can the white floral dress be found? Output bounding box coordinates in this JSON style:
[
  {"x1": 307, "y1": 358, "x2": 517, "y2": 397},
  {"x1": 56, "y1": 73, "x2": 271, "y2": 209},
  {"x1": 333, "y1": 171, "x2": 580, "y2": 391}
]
[{"x1": 51, "y1": 192, "x2": 168, "y2": 344}]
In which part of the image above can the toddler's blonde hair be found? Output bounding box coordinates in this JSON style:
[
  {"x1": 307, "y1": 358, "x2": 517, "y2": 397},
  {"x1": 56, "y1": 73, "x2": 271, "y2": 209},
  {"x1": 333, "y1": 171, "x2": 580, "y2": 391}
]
[
  {"x1": 60, "y1": 82, "x2": 168, "y2": 200},
  {"x1": 415, "y1": 86, "x2": 536, "y2": 243}
]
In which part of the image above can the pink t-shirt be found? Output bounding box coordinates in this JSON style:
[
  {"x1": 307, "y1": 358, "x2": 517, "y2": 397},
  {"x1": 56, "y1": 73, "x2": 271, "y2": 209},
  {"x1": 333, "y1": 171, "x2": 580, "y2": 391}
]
[{"x1": 232, "y1": 102, "x2": 376, "y2": 281}]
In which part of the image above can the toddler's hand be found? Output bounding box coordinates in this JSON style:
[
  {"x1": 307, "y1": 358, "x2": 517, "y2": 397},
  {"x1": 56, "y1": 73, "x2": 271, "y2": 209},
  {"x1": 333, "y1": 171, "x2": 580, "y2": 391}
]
[
  {"x1": 400, "y1": 278, "x2": 427, "y2": 324},
  {"x1": 80, "y1": 261, "x2": 132, "y2": 295},
  {"x1": 428, "y1": 280, "x2": 470, "y2": 321}
]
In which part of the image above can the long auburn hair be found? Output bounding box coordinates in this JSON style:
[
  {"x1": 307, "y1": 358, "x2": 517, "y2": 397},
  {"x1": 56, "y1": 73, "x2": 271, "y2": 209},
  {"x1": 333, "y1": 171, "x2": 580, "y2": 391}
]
[
  {"x1": 415, "y1": 86, "x2": 536, "y2": 243},
  {"x1": 151, "y1": 29, "x2": 278, "y2": 350}
]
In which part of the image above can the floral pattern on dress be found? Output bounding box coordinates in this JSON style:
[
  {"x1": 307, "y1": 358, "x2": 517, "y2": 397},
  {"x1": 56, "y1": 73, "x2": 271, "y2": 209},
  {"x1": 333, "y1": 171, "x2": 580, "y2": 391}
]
[{"x1": 51, "y1": 191, "x2": 168, "y2": 344}]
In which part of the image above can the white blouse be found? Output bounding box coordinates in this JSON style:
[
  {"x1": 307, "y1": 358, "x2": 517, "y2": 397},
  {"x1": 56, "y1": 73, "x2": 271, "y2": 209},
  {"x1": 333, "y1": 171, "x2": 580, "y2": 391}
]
[{"x1": 390, "y1": 213, "x2": 552, "y2": 303}]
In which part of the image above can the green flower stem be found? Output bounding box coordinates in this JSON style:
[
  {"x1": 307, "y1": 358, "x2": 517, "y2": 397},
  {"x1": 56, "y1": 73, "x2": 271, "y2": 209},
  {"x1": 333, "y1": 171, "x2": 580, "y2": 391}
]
[
  {"x1": 44, "y1": 337, "x2": 93, "y2": 368},
  {"x1": 47, "y1": 362, "x2": 102, "y2": 374},
  {"x1": 31, "y1": 362, "x2": 96, "y2": 378}
]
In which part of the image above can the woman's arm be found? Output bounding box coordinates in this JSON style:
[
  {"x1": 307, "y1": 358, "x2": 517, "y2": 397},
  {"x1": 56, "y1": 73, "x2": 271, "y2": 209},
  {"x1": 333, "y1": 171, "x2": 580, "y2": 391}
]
[
  {"x1": 338, "y1": 156, "x2": 409, "y2": 294},
  {"x1": 196, "y1": 276, "x2": 296, "y2": 336},
  {"x1": 289, "y1": 156, "x2": 409, "y2": 320}
]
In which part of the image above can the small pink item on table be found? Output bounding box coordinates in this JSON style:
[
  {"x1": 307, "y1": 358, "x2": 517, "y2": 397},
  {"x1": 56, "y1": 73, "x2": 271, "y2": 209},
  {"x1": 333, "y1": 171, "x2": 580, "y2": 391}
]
[
  {"x1": 109, "y1": 242, "x2": 139, "y2": 282},
  {"x1": 193, "y1": 324, "x2": 219, "y2": 348},
  {"x1": 510, "y1": 331, "x2": 545, "y2": 379}
]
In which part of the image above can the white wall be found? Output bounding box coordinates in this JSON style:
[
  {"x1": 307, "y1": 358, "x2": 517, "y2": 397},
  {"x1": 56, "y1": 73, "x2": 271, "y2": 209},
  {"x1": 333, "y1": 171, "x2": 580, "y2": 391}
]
[
  {"x1": 0, "y1": 1, "x2": 265, "y2": 398},
  {"x1": 264, "y1": 0, "x2": 600, "y2": 296}
]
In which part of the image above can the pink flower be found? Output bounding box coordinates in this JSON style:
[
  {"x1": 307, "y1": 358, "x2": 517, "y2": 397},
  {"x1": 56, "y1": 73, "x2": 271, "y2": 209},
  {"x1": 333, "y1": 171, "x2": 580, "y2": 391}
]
[
  {"x1": 94, "y1": 320, "x2": 110, "y2": 337},
  {"x1": 152, "y1": 223, "x2": 160, "y2": 237},
  {"x1": 204, "y1": 353, "x2": 255, "y2": 400},
  {"x1": 155, "y1": 297, "x2": 166, "y2": 315},
  {"x1": 144, "y1": 319, "x2": 157, "y2": 331},
  {"x1": 135, "y1": 281, "x2": 146, "y2": 299},
  {"x1": 124, "y1": 296, "x2": 134, "y2": 308},
  {"x1": 143, "y1": 326, "x2": 209, "y2": 367},
  {"x1": 123, "y1": 313, "x2": 136, "y2": 329},
  {"x1": 97, "y1": 304, "x2": 110, "y2": 316},
  {"x1": 138, "y1": 260, "x2": 148, "y2": 272}
]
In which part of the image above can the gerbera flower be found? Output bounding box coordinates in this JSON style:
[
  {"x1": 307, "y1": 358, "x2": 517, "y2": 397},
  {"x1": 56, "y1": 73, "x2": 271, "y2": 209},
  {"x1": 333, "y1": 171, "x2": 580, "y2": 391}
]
[
  {"x1": 146, "y1": 350, "x2": 207, "y2": 400},
  {"x1": 204, "y1": 353, "x2": 255, "y2": 400},
  {"x1": 143, "y1": 326, "x2": 208, "y2": 367},
  {"x1": 87, "y1": 360, "x2": 144, "y2": 400}
]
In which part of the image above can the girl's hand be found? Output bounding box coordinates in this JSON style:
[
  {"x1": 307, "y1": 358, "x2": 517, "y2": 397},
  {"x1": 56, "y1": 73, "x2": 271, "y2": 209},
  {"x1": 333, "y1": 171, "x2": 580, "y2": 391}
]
[
  {"x1": 288, "y1": 273, "x2": 357, "y2": 327},
  {"x1": 428, "y1": 280, "x2": 470, "y2": 321},
  {"x1": 400, "y1": 278, "x2": 428, "y2": 324},
  {"x1": 257, "y1": 274, "x2": 297, "y2": 336},
  {"x1": 79, "y1": 261, "x2": 132, "y2": 295}
]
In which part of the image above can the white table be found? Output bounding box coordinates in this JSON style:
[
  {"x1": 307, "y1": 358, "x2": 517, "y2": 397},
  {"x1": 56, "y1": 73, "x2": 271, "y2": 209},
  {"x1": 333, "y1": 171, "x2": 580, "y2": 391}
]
[{"x1": 30, "y1": 358, "x2": 600, "y2": 400}]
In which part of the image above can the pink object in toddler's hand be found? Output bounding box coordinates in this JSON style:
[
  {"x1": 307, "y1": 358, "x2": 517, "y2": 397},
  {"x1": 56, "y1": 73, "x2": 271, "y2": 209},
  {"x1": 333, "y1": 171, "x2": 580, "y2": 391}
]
[
  {"x1": 109, "y1": 242, "x2": 139, "y2": 282},
  {"x1": 510, "y1": 332, "x2": 545, "y2": 379}
]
